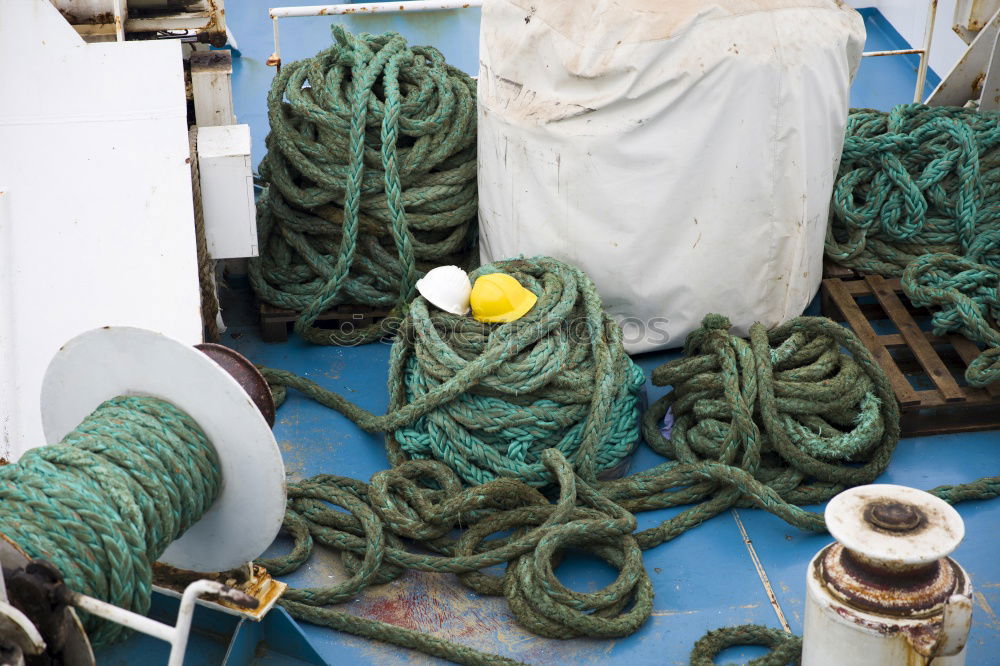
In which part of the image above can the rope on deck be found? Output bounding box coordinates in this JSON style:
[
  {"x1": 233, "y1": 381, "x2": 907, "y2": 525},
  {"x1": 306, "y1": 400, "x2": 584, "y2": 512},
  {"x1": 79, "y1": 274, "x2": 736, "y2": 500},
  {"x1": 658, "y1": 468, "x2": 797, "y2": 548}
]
[
  {"x1": 255, "y1": 256, "x2": 925, "y2": 663},
  {"x1": 250, "y1": 26, "x2": 478, "y2": 346},
  {"x1": 826, "y1": 104, "x2": 1000, "y2": 276},
  {"x1": 902, "y1": 252, "x2": 1000, "y2": 387}
]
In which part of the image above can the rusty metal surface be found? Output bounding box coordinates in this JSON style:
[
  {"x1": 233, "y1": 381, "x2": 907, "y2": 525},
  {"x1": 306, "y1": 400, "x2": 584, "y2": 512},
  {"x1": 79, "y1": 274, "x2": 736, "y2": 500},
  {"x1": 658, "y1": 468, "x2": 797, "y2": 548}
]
[
  {"x1": 196, "y1": 342, "x2": 276, "y2": 427},
  {"x1": 152, "y1": 562, "x2": 286, "y2": 621},
  {"x1": 820, "y1": 544, "x2": 959, "y2": 617},
  {"x1": 190, "y1": 50, "x2": 233, "y2": 74}
]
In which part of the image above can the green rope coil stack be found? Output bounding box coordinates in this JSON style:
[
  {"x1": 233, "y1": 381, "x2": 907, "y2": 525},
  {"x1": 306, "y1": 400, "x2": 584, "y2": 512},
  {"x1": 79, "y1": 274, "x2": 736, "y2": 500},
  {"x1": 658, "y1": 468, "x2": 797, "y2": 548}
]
[
  {"x1": 827, "y1": 104, "x2": 1000, "y2": 276},
  {"x1": 263, "y1": 256, "x2": 646, "y2": 487},
  {"x1": 250, "y1": 26, "x2": 478, "y2": 346},
  {"x1": 606, "y1": 313, "x2": 899, "y2": 549},
  {"x1": 0, "y1": 397, "x2": 220, "y2": 647}
]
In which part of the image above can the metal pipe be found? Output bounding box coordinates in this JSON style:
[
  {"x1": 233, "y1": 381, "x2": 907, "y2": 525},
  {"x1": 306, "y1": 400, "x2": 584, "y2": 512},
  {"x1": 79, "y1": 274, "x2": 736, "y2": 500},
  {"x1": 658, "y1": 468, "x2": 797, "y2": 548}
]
[
  {"x1": 267, "y1": 0, "x2": 480, "y2": 67},
  {"x1": 72, "y1": 594, "x2": 176, "y2": 645},
  {"x1": 863, "y1": 48, "x2": 925, "y2": 57},
  {"x1": 70, "y1": 579, "x2": 250, "y2": 666},
  {"x1": 112, "y1": 0, "x2": 125, "y2": 42},
  {"x1": 915, "y1": 0, "x2": 940, "y2": 103},
  {"x1": 269, "y1": 0, "x2": 482, "y2": 19}
]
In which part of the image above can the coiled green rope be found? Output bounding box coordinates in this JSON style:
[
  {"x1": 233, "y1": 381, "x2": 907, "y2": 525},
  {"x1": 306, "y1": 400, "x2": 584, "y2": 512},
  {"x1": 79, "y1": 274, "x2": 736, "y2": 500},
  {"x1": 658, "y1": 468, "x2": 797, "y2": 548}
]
[
  {"x1": 250, "y1": 26, "x2": 478, "y2": 346},
  {"x1": 902, "y1": 252, "x2": 1000, "y2": 386},
  {"x1": 826, "y1": 104, "x2": 1000, "y2": 276},
  {"x1": 254, "y1": 256, "x2": 921, "y2": 663},
  {"x1": 689, "y1": 625, "x2": 802, "y2": 666},
  {"x1": 263, "y1": 256, "x2": 646, "y2": 487},
  {"x1": 0, "y1": 396, "x2": 220, "y2": 647}
]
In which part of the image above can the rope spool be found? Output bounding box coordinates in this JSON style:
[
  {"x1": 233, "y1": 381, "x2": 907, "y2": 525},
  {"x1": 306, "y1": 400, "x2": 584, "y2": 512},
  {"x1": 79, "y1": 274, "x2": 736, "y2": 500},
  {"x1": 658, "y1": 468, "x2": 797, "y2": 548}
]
[
  {"x1": 250, "y1": 26, "x2": 478, "y2": 346},
  {"x1": 826, "y1": 104, "x2": 1000, "y2": 276},
  {"x1": 0, "y1": 397, "x2": 220, "y2": 647},
  {"x1": 0, "y1": 327, "x2": 285, "y2": 657}
]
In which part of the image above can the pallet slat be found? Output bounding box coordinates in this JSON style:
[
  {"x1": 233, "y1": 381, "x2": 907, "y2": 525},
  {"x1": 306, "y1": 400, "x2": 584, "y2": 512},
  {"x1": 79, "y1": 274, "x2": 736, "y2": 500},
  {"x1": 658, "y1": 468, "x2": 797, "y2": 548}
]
[
  {"x1": 864, "y1": 275, "x2": 965, "y2": 404},
  {"x1": 259, "y1": 303, "x2": 391, "y2": 343},
  {"x1": 820, "y1": 276, "x2": 1000, "y2": 438},
  {"x1": 823, "y1": 278, "x2": 921, "y2": 407}
]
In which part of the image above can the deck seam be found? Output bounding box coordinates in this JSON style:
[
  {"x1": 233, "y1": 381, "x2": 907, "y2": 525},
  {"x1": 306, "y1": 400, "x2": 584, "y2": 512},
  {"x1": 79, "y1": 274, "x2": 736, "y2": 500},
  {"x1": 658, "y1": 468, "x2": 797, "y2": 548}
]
[{"x1": 731, "y1": 509, "x2": 792, "y2": 633}]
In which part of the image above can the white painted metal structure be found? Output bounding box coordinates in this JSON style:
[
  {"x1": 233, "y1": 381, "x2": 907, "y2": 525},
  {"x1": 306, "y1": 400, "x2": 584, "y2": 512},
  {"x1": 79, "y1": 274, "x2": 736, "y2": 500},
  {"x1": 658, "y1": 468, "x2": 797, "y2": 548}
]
[
  {"x1": 198, "y1": 125, "x2": 258, "y2": 259},
  {"x1": 73, "y1": 580, "x2": 247, "y2": 666},
  {"x1": 267, "y1": 0, "x2": 482, "y2": 65},
  {"x1": 49, "y1": 0, "x2": 227, "y2": 44},
  {"x1": 928, "y1": 7, "x2": 1000, "y2": 107},
  {"x1": 41, "y1": 326, "x2": 286, "y2": 572},
  {"x1": 0, "y1": 534, "x2": 255, "y2": 666},
  {"x1": 859, "y1": 0, "x2": 940, "y2": 103},
  {"x1": 0, "y1": 0, "x2": 203, "y2": 462}
]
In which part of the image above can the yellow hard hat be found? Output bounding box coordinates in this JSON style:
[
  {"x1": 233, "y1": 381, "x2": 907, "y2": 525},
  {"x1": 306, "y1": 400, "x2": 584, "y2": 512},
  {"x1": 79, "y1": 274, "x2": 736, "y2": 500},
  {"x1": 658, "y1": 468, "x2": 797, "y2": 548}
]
[{"x1": 470, "y1": 273, "x2": 538, "y2": 323}]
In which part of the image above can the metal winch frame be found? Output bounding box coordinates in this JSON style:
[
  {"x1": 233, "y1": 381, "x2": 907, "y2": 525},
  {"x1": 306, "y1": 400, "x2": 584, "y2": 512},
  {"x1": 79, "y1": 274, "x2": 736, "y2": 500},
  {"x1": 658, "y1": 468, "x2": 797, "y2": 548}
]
[{"x1": 0, "y1": 328, "x2": 288, "y2": 665}]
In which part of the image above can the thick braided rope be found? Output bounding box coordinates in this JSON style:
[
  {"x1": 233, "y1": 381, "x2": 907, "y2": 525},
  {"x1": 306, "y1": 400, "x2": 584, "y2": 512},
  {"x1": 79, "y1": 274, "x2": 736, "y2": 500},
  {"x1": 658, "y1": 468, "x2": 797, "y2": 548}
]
[
  {"x1": 690, "y1": 625, "x2": 802, "y2": 665},
  {"x1": 826, "y1": 104, "x2": 1000, "y2": 276},
  {"x1": 250, "y1": 26, "x2": 478, "y2": 345},
  {"x1": 902, "y1": 252, "x2": 1000, "y2": 386},
  {"x1": 259, "y1": 449, "x2": 652, "y2": 663},
  {"x1": 260, "y1": 310, "x2": 1000, "y2": 663},
  {"x1": 603, "y1": 314, "x2": 900, "y2": 549},
  {"x1": 262, "y1": 256, "x2": 646, "y2": 486},
  {"x1": 0, "y1": 397, "x2": 220, "y2": 647}
]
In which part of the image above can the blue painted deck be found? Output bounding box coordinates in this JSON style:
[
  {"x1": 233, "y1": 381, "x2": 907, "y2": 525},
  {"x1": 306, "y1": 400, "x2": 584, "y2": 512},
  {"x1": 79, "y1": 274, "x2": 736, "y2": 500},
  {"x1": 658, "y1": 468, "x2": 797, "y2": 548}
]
[{"x1": 98, "y1": 5, "x2": 1000, "y2": 665}]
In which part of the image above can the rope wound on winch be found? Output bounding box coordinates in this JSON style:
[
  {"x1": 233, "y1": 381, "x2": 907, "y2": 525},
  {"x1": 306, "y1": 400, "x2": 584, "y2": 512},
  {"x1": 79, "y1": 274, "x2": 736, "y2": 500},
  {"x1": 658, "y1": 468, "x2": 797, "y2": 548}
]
[
  {"x1": 262, "y1": 256, "x2": 646, "y2": 487},
  {"x1": 250, "y1": 26, "x2": 478, "y2": 345}
]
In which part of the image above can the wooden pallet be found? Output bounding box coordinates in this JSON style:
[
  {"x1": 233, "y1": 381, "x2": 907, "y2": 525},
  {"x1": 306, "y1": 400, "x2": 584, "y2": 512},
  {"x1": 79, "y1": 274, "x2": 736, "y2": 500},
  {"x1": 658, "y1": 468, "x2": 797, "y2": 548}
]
[
  {"x1": 821, "y1": 274, "x2": 1000, "y2": 437},
  {"x1": 823, "y1": 260, "x2": 860, "y2": 280},
  {"x1": 259, "y1": 302, "x2": 391, "y2": 343}
]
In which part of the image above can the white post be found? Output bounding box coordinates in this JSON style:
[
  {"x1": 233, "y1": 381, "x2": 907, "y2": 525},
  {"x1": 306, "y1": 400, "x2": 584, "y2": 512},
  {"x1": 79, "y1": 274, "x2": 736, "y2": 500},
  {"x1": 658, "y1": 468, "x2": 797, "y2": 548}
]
[
  {"x1": 915, "y1": 0, "x2": 940, "y2": 102},
  {"x1": 190, "y1": 50, "x2": 237, "y2": 128}
]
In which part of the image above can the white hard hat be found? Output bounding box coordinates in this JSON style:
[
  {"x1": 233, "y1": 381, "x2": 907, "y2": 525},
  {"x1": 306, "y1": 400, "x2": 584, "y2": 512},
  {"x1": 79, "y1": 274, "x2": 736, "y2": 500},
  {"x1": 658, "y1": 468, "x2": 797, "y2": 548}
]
[{"x1": 416, "y1": 265, "x2": 472, "y2": 315}]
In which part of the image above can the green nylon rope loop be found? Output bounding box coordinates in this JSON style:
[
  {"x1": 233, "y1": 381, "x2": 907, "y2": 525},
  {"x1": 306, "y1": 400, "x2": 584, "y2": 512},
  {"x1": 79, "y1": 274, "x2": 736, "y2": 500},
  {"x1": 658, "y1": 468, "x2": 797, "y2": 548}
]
[
  {"x1": 689, "y1": 625, "x2": 803, "y2": 666},
  {"x1": 826, "y1": 104, "x2": 1000, "y2": 276},
  {"x1": 0, "y1": 396, "x2": 221, "y2": 648},
  {"x1": 258, "y1": 258, "x2": 1000, "y2": 663},
  {"x1": 250, "y1": 26, "x2": 478, "y2": 346},
  {"x1": 902, "y1": 252, "x2": 1000, "y2": 387}
]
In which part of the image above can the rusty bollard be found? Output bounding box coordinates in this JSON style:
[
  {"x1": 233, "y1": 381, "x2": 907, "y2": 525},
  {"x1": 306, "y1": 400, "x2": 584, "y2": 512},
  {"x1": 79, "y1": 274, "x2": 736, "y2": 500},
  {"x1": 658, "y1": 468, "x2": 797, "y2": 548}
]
[{"x1": 803, "y1": 484, "x2": 973, "y2": 665}]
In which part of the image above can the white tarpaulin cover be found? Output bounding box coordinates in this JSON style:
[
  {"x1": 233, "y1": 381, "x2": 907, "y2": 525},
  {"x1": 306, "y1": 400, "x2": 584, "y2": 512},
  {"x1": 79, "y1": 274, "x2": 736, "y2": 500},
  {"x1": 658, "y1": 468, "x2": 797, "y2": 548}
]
[{"x1": 477, "y1": 0, "x2": 865, "y2": 352}]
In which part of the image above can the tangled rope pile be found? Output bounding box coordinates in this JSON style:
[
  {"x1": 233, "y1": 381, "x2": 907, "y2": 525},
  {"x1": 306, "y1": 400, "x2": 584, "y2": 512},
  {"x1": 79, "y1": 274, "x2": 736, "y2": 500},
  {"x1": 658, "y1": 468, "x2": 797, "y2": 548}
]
[
  {"x1": 826, "y1": 104, "x2": 1000, "y2": 276},
  {"x1": 256, "y1": 256, "x2": 949, "y2": 663},
  {"x1": 0, "y1": 397, "x2": 220, "y2": 647},
  {"x1": 903, "y1": 253, "x2": 1000, "y2": 386},
  {"x1": 263, "y1": 256, "x2": 646, "y2": 487},
  {"x1": 260, "y1": 449, "x2": 649, "y2": 665},
  {"x1": 250, "y1": 26, "x2": 478, "y2": 345}
]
